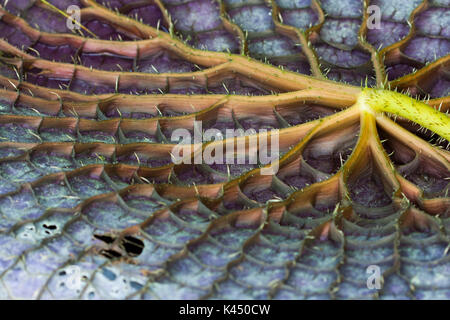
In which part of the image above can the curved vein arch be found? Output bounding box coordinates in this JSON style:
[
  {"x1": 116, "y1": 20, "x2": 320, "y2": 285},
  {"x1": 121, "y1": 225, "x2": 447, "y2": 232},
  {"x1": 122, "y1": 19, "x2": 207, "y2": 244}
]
[
  {"x1": 387, "y1": 55, "x2": 450, "y2": 99},
  {"x1": 67, "y1": 1, "x2": 450, "y2": 101},
  {"x1": 2, "y1": 1, "x2": 446, "y2": 99},
  {"x1": 270, "y1": 0, "x2": 325, "y2": 78},
  {"x1": 377, "y1": 0, "x2": 428, "y2": 55},
  {"x1": 0, "y1": 5, "x2": 359, "y2": 94}
]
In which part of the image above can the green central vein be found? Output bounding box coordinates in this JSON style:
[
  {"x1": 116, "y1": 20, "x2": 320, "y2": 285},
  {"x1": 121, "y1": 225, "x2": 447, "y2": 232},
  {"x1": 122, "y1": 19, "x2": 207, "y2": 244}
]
[{"x1": 357, "y1": 88, "x2": 450, "y2": 141}]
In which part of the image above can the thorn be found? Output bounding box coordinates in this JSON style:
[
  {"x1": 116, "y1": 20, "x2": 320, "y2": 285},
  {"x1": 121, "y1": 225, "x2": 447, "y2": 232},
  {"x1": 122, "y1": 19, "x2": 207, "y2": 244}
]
[
  {"x1": 140, "y1": 176, "x2": 151, "y2": 184},
  {"x1": 151, "y1": 64, "x2": 159, "y2": 73},
  {"x1": 222, "y1": 83, "x2": 229, "y2": 95},
  {"x1": 134, "y1": 152, "x2": 141, "y2": 166}
]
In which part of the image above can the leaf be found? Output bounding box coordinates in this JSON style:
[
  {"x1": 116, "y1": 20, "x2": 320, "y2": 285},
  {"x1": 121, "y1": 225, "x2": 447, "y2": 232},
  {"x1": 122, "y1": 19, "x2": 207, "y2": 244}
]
[{"x1": 0, "y1": 0, "x2": 448, "y2": 300}]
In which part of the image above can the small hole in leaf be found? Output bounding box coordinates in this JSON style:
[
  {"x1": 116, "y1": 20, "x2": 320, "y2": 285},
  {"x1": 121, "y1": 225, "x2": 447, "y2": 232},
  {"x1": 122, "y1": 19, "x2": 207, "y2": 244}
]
[
  {"x1": 100, "y1": 249, "x2": 122, "y2": 259},
  {"x1": 43, "y1": 224, "x2": 57, "y2": 230},
  {"x1": 121, "y1": 236, "x2": 144, "y2": 257},
  {"x1": 94, "y1": 234, "x2": 115, "y2": 244}
]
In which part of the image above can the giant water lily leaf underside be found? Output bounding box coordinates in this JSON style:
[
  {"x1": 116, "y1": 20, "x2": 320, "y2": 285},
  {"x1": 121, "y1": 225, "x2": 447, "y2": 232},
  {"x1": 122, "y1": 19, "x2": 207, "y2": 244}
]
[{"x1": 0, "y1": 0, "x2": 448, "y2": 299}]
